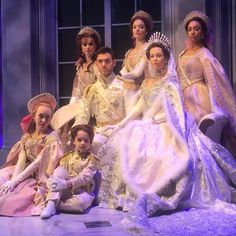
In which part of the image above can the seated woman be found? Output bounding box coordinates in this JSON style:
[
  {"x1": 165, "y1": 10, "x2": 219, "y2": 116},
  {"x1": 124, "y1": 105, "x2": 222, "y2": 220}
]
[
  {"x1": 177, "y1": 10, "x2": 236, "y2": 147},
  {"x1": 51, "y1": 27, "x2": 101, "y2": 152},
  {"x1": 98, "y1": 32, "x2": 236, "y2": 231},
  {"x1": 41, "y1": 124, "x2": 99, "y2": 219},
  {"x1": 0, "y1": 93, "x2": 63, "y2": 216}
]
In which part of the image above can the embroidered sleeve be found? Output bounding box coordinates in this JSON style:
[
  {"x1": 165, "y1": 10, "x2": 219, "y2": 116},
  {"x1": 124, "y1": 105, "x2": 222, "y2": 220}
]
[
  {"x1": 200, "y1": 48, "x2": 236, "y2": 133},
  {"x1": 72, "y1": 83, "x2": 97, "y2": 128},
  {"x1": 163, "y1": 79, "x2": 186, "y2": 137},
  {"x1": 66, "y1": 155, "x2": 99, "y2": 188}
]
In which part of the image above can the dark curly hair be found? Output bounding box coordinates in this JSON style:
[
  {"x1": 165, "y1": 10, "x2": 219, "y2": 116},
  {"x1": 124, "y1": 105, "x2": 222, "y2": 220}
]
[
  {"x1": 146, "y1": 42, "x2": 170, "y2": 62},
  {"x1": 76, "y1": 32, "x2": 101, "y2": 64},
  {"x1": 185, "y1": 16, "x2": 208, "y2": 48},
  {"x1": 71, "y1": 124, "x2": 94, "y2": 143}
]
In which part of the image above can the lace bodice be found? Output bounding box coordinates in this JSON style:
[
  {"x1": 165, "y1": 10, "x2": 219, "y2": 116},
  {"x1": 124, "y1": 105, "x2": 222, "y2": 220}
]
[
  {"x1": 141, "y1": 77, "x2": 177, "y2": 115},
  {"x1": 177, "y1": 50, "x2": 205, "y2": 91},
  {"x1": 123, "y1": 45, "x2": 147, "y2": 72},
  {"x1": 71, "y1": 63, "x2": 98, "y2": 101}
]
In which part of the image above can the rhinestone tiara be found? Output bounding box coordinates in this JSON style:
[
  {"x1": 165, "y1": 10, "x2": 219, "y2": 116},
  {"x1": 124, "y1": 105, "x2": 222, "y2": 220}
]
[{"x1": 146, "y1": 32, "x2": 171, "y2": 52}]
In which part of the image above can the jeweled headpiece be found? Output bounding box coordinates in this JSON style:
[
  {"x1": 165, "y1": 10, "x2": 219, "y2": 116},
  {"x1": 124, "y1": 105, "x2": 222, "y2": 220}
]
[
  {"x1": 146, "y1": 32, "x2": 171, "y2": 53},
  {"x1": 77, "y1": 26, "x2": 101, "y2": 44},
  {"x1": 131, "y1": 10, "x2": 154, "y2": 30},
  {"x1": 183, "y1": 10, "x2": 211, "y2": 33}
]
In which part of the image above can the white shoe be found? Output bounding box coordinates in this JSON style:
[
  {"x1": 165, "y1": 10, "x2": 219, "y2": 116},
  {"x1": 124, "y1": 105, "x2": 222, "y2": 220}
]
[{"x1": 41, "y1": 201, "x2": 56, "y2": 219}]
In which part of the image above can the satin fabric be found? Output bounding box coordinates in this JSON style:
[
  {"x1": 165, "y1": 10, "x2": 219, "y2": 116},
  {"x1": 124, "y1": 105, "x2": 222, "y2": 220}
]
[{"x1": 0, "y1": 131, "x2": 62, "y2": 216}]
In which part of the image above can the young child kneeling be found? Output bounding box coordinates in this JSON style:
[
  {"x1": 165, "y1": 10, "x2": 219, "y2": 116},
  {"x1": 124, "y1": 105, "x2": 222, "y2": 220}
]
[{"x1": 41, "y1": 124, "x2": 99, "y2": 219}]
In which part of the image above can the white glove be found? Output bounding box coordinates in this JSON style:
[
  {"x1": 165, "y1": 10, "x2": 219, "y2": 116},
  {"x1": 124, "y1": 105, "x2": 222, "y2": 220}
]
[
  {"x1": 0, "y1": 180, "x2": 17, "y2": 196},
  {"x1": 100, "y1": 125, "x2": 120, "y2": 137},
  {"x1": 69, "y1": 96, "x2": 77, "y2": 104},
  {"x1": 47, "y1": 177, "x2": 67, "y2": 192}
]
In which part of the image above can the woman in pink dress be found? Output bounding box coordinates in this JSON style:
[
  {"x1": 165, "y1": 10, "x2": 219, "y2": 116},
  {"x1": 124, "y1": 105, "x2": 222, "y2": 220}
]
[
  {"x1": 0, "y1": 93, "x2": 63, "y2": 216},
  {"x1": 51, "y1": 27, "x2": 101, "y2": 152},
  {"x1": 177, "y1": 10, "x2": 236, "y2": 154}
]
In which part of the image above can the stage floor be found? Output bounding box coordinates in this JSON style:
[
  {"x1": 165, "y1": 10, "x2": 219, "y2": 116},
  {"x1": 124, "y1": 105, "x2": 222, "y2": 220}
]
[{"x1": 0, "y1": 206, "x2": 236, "y2": 236}]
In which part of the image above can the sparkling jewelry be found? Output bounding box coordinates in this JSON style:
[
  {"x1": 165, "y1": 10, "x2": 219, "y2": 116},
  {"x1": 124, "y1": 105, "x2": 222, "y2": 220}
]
[
  {"x1": 146, "y1": 32, "x2": 171, "y2": 53},
  {"x1": 148, "y1": 62, "x2": 167, "y2": 80}
]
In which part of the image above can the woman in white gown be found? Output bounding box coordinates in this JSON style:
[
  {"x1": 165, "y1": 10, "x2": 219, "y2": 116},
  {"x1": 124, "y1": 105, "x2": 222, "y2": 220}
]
[{"x1": 98, "y1": 32, "x2": 236, "y2": 231}]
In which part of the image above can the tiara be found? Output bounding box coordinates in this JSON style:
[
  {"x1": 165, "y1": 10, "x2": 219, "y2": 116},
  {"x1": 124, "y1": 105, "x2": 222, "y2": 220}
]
[
  {"x1": 131, "y1": 10, "x2": 154, "y2": 29},
  {"x1": 146, "y1": 32, "x2": 171, "y2": 52},
  {"x1": 77, "y1": 26, "x2": 101, "y2": 43},
  {"x1": 183, "y1": 10, "x2": 209, "y2": 27}
]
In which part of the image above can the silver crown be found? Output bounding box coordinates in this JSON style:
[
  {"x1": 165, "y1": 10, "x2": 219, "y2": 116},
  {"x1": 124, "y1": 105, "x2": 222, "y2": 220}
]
[{"x1": 146, "y1": 32, "x2": 171, "y2": 52}]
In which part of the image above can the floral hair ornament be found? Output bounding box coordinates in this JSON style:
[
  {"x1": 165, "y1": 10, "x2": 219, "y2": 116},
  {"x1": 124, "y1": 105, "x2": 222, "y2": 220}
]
[
  {"x1": 27, "y1": 93, "x2": 57, "y2": 114},
  {"x1": 77, "y1": 26, "x2": 101, "y2": 45},
  {"x1": 146, "y1": 32, "x2": 171, "y2": 53},
  {"x1": 131, "y1": 10, "x2": 154, "y2": 30},
  {"x1": 183, "y1": 10, "x2": 212, "y2": 34}
]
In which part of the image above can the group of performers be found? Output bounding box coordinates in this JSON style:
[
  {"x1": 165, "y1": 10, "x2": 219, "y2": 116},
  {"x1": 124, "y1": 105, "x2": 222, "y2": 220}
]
[{"x1": 0, "y1": 9, "x2": 236, "y2": 233}]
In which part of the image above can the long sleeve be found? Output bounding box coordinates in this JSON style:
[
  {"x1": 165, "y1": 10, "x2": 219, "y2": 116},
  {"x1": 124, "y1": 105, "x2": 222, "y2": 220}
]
[
  {"x1": 70, "y1": 62, "x2": 97, "y2": 104},
  {"x1": 163, "y1": 79, "x2": 187, "y2": 138},
  {"x1": 200, "y1": 48, "x2": 236, "y2": 133},
  {"x1": 66, "y1": 156, "x2": 98, "y2": 189},
  {"x1": 119, "y1": 95, "x2": 145, "y2": 128},
  {"x1": 73, "y1": 97, "x2": 92, "y2": 127},
  {"x1": 121, "y1": 59, "x2": 146, "y2": 81},
  {"x1": 46, "y1": 140, "x2": 64, "y2": 177},
  {"x1": 70, "y1": 72, "x2": 80, "y2": 101}
]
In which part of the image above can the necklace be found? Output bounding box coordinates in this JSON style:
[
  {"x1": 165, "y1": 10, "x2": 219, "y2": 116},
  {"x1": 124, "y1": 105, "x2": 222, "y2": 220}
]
[{"x1": 148, "y1": 63, "x2": 167, "y2": 80}]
